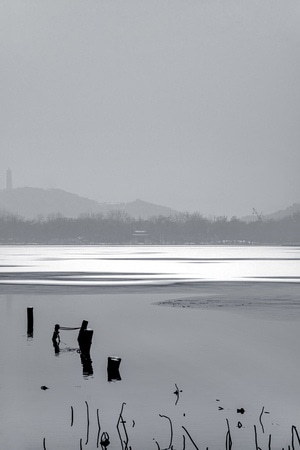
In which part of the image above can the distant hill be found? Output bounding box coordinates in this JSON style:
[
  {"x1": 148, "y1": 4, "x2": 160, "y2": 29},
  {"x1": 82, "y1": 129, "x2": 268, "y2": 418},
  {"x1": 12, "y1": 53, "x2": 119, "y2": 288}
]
[
  {"x1": 124, "y1": 198, "x2": 177, "y2": 219},
  {"x1": 242, "y1": 203, "x2": 300, "y2": 222},
  {"x1": 264, "y1": 203, "x2": 300, "y2": 220},
  {"x1": 0, "y1": 187, "x2": 178, "y2": 220}
]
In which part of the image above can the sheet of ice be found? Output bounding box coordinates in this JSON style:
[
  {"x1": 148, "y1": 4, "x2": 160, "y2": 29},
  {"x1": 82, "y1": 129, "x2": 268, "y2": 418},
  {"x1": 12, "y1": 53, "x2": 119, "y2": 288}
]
[{"x1": 0, "y1": 245, "x2": 300, "y2": 285}]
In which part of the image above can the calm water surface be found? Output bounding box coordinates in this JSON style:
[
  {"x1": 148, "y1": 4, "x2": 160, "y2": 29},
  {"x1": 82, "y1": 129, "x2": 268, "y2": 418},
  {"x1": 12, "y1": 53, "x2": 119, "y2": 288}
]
[{"x1": 0, "y1": 245, "x2": 300, "y2": 450}]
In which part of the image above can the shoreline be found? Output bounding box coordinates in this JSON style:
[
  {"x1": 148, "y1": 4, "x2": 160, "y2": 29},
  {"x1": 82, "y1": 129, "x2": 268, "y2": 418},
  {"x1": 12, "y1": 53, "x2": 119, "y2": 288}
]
[
  {"x1": 1, "y1": 279, "x2": 300, "y2": 321},
  {"x1": 1, "y1": 278, "x2": 300, "y2": 292}
]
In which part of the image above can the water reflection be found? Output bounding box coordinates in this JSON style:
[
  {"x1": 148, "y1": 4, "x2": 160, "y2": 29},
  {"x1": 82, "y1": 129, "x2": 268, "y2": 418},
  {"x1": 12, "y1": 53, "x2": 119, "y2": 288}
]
[
  {"x1": 50, "y1": 321, "x2": 94, "y2": 378},
  {"x1": 80, "y1": 352, "x2": 94, "y2": 378},
  {"x1": 49, "y1": 321, "x2": 122, "y2": 381},
  {"x1": 53, "y1": 341, "x2": 60, "y2": 354}
]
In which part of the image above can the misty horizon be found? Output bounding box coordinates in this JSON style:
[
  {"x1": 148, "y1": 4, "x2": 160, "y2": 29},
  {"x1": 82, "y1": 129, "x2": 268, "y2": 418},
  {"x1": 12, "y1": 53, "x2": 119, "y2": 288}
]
[
  {"x1": 1, "y1": 171, "x2": 299, "y2": 220},
  {"x1": 2, "y1": 1, "x2": 300, "y2": 218}
]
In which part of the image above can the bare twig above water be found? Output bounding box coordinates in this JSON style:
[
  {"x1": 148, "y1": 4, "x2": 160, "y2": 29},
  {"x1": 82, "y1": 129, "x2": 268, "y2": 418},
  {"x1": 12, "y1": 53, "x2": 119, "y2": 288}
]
[
  {"x1": 158, "y1": 414, "x2": 174, "y2": 449},
  {"x1": 97, "y1": 408, "x2": 101, "y2": 448},
  {"x1": 268, "y1": 434, "x2": 272, "y2": 450},
  {"x1": 259, "y1": 406, "x2": 265, "y2": 433},
  {"x1": 182, "y1": 425, "x2": 199, "y2": 450},
  {"x1": 254, "y1": 425, "x2": 262, "y2": 450},
  {"x1": 153, "y1": 439, "x2": 161, "y2": 450},
  {"x1": 117, "y1": 402, "x2": 129, "y2": 449},
  {"x1": 71, "y1": 406, "x2": 74, "y2": 427},
  {"x1": 291, "y1": 425, "x2": 300, "y2": 450},
  {"x1": 41, "y1": 401, "x2": 300, "y2": 450},
  {"x1": 225, "y1": 419, "x2": 232, "y2": 450},
  {"x1": 85, "y1": 401, "x2": 90, "y2": 445}
]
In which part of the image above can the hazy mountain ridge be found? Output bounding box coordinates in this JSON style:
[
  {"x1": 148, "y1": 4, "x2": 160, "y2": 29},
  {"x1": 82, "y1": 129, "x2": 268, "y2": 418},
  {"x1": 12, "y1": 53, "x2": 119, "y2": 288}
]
[
  {"x1": 0, "y1": 187, "x2": 298, "y2": 222},
  {"x1": 242, "y1": 203, "x2": 300, "y2": 222},
  {"x1": 0, "y1": 187, "x2": 178, "y2": 220},
  {"x1": 264, "y1": 203, "x2": 300, "y2": 220}
]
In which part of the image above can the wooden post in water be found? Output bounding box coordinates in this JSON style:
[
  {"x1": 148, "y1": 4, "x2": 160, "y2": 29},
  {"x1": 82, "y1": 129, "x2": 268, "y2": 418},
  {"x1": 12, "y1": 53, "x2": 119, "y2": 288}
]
[
  {"x1": 82, "y1": 328, "x2": 93, "y2": 354},
  {"x1": 77, "y1": 320, "x2": 94, "y2": 377},
  {"x1": 27, "y1": 306, "x2": 34, "y2": 337},
  {"x1": 77, "y1": 320, "x2": 88, "y2": 347},
  {"x1": 107, "y1": 357, "x2": 121, "y2": 382},
  {"x1": 78, "y1": 320, "x2": 93, "y2": 354}
]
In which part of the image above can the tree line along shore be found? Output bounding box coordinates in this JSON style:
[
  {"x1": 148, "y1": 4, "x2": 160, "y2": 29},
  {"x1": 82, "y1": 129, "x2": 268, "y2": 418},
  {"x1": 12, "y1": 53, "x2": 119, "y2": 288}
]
[{"x1": 0, "y1": 211, "x2": 299, "y2": 245}]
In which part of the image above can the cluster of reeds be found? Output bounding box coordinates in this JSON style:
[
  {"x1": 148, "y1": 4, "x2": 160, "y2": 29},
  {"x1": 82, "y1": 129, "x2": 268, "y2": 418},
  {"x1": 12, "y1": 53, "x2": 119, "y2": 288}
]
[{"x1": 42, "y1": 397, "x2": 300, "y2": 450}]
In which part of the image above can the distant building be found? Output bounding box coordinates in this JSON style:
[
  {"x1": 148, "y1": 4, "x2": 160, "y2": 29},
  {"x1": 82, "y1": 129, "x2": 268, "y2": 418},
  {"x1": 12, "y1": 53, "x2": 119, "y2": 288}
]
[
  {"x1": 132, "y1": 230, "x2": 149, "y2": 244},
  {"x1": 6, "y1": 168, "x2": 12, "y2": 190}
]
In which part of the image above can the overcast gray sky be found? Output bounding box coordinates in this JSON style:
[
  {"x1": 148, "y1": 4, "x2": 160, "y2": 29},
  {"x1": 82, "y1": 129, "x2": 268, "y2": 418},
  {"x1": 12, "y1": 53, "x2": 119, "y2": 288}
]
[{"x1": 1, "y1": 0, "x2": 299, "y2": 217}]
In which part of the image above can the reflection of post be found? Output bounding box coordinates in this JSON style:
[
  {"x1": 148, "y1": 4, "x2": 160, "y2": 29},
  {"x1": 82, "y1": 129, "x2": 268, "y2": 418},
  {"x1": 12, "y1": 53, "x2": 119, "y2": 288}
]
[
  {"x1": 80, "y1": 352, "x2": 94, "y2": 377},
  {"x1": 27, "y1": 307, "x2": 34, "y2": 338},
  {"x1": 107, "y1": 357, "x2": 121, "y2": 382}
]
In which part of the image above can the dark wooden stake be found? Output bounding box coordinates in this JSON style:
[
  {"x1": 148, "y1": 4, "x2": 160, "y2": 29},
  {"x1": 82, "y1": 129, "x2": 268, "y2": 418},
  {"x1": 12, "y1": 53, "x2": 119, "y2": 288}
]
[
  {"x1": 107, "y1": 357, "x2": 121, "y2": 382},
  {"x1": 80, "y1": 329, "x2": 93, "y2": 354},
  {"x1": 77, "y1": 320, "x2": 88, "y2": 347},
  {"x1": 27, "y1": 306, "x2": 34, "y2": 337}
]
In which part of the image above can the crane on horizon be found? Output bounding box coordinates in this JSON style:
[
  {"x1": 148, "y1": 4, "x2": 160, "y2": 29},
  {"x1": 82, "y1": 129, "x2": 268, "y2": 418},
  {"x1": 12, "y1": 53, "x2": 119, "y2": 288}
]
[{"x1": 252, "y1": 208, "x2": 263, "y2": 222}]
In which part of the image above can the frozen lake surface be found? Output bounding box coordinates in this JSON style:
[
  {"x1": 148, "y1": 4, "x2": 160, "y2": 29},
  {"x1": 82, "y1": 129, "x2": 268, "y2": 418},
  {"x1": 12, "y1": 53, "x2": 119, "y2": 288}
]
[
  {"x1": 0, "y1": 245, "x2": 300, "y2": 449},
  {"x1": 1, "y1": 244, "x2": 300, "y2": 286}
]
